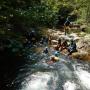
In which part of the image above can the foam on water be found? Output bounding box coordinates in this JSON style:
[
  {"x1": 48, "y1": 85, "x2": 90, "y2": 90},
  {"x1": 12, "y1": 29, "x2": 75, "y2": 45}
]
[
  {"x1": 75, "y1": 68, "x2": 90, "y2": 89},
  {"x1": 22, "y1": 72, "x2": 58, "y2": 90},
  {"x1": 63, "y1": 81, "x2": 77, "y2": 90}
]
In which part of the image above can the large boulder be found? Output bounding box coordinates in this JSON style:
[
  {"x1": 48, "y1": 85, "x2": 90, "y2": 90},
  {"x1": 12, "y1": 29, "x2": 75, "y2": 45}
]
[
  {"x1": 73, "y1": 34, "x2": 90, "y2": 61},
  {"x1": 72, "y1": 52, "x2": 90, "y2": 61},
  {"x1": 77, "y1": 34, "x2": 90, "y2": 53},
  {"x1": 51, "y1": 40, "x2": 58, "y2": 45}
]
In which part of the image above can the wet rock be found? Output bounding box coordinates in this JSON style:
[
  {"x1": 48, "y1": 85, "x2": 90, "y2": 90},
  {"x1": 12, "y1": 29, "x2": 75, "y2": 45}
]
[
  {"x1": 51, "y1": 40, "x2": 58, "y2": 45},
  {"x1": 77, "y1": 34, "x2": 90, "y2": 53},
  {"x1": 72, "y1": 51, "x2": 90, "y2": 61},
  {"x1": 69, "y1": 33, "x2": 80, "y2": 41},
  {"x1": 47, "y1": 28, "x2": 90, "y2": 61}
]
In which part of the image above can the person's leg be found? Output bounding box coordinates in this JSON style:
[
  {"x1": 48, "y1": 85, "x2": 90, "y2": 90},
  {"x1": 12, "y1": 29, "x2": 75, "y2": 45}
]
[
  {"x1": 60, "y1": 46, "x2": 63, "y2": 51},
  {"x1": 68, "y1": 26, "x2": 70, "y2": 34},
  {"x1": 68, "y1": 51, "x2": 72, "y2": 55},
  {"x1": 64, "y1": 25, "x2": 67, "y2": 35},
  {"x1": 65, "y1": 28, "x2": 67, "y2": 35},
  {"x1": 67, "y1": 47, "x2": 71, "y2": 55},
  {"x1": 65, "y1": 26, "x2": 69, "y2": 35}
]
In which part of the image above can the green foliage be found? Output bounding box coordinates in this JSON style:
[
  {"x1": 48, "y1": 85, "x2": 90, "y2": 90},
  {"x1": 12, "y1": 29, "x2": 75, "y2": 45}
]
[
  {"x1": 1, "y1": 0, "x2": 90, "y2": 28},
  {"x1": 0, "y1": 0, "x2": 90, "y2": 62},
  {"x1": 0, "y1": 0, "x2": 79, "y2": 30}
]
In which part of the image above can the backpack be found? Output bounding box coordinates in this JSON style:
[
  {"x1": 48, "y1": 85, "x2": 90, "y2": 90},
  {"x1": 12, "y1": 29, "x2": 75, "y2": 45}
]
[{"x1": 64, "y1": 20, "x2": 70, "y2": 26}]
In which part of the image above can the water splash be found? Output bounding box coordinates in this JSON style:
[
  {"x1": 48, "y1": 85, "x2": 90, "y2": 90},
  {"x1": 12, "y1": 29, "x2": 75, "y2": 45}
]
[
  {"x1": 13, "y1": 46, "x2": 90, "y2": 90},
  {"x1": 75, "y1": 68, "x2": 90, "y2": 89},
  {"x1": 63, "y1": 81, "x2": 77, "y2": 90},
  {"x1": 21, "y1": 72, "x2": 58, "y2": 90}
]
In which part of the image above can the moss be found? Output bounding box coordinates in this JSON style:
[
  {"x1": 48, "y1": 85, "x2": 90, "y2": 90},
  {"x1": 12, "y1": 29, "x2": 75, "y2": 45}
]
[{"x1": 86, "y1": 26, "x2": 90, "y2": 34}]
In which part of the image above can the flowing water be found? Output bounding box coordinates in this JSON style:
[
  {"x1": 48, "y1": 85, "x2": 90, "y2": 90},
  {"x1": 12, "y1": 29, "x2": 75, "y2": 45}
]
[
  {"x1": 10, "y1": 44, "x2": 90, "y2": 90},
  {"x1": 1, "y1": 45, "x2": 90, "y2": 90}
]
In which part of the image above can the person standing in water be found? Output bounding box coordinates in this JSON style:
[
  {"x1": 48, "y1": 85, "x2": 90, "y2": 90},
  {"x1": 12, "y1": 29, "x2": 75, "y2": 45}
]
[{"x1": 43, "y1": 47, "x2": 49, "y2": 54}]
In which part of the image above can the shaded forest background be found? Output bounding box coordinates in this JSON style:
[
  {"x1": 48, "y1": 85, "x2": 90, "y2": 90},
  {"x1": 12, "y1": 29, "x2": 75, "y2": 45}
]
[{"x1": 0, "y1": 0, "x2": 90, "y2": 55}]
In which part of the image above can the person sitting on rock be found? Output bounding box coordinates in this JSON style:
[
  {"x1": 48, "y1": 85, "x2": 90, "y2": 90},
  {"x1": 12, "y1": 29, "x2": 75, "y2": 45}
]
[
  {"x1": 67, "y1": 39, "x2": 77, "y2": 55},
  {"x1": 53, "y1": 38, "x2": 62, "y2": 51},
  {"x1": 61, "y1": 40, "x2": 68, "y2": 51},
  {"x1": 57, "y1": 38, "x2": 62, "y2": 47}
]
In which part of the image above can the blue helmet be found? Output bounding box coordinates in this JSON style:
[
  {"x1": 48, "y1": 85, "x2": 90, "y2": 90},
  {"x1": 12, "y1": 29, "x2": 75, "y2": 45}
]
[{"x1": 54, "y1": 51, "x2": 60, "y2": 57}]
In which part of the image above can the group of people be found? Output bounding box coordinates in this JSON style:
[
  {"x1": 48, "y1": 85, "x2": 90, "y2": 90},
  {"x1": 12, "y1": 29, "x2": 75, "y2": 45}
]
[
  {"x1": 46, "y1": 39, "x2": 77, "y2": 54},
  {"x1": 23, "y1": 16, "x2": 71, "y2": 47},
  {"x1": 56, "y1": 38, "x2": 77, "y2": 55},
  {"x1": 43, "y1": 37, "x2": 77, "y2": 63},
  {"x1": 43, "y1": 46, "x2": 60, "y2": 63}
]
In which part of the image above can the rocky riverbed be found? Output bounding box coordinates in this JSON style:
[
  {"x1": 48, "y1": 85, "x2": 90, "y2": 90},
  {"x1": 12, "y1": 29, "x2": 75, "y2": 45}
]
[{"x1": 47, "y1": 29, "x2": 90, "y2": 61}]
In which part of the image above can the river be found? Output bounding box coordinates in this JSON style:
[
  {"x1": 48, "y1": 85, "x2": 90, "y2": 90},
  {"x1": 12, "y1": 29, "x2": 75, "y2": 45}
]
[{"x1": 0, "y1": 45, "x2": 90, "y2": 90}]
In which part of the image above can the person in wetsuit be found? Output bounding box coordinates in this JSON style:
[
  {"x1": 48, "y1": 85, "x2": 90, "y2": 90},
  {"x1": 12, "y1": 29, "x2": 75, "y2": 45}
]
[
  {"x1": 67, "y1": 39, "x2": 77, "y2": 55},
  {"x1": 61, "y1": 40, "x2": 68, "y2": 51},
  {"x1": 43, "y1": 47, "x2": 49, "y2": 54},
  {"x1": 64, "y1": 17, "x2": 71, "y2": 35}
]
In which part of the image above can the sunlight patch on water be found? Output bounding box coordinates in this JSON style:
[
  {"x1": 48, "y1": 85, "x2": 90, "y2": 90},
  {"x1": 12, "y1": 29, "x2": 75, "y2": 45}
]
[
  {"x1": 63, "y1": 81, "x2": 77, "y2": 90},
  {"x1": 22, "y1": 72, "x2": 58, "y2": 90}
]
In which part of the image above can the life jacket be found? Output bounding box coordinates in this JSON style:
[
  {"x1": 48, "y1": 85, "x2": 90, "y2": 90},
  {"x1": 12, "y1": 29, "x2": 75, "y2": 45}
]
[
  {"x1": 69, "y1": 42, "x2": 77, "y2": 52},
  {"x1": 51, "y1": 56, "x2": 59, "y2": 62}
]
